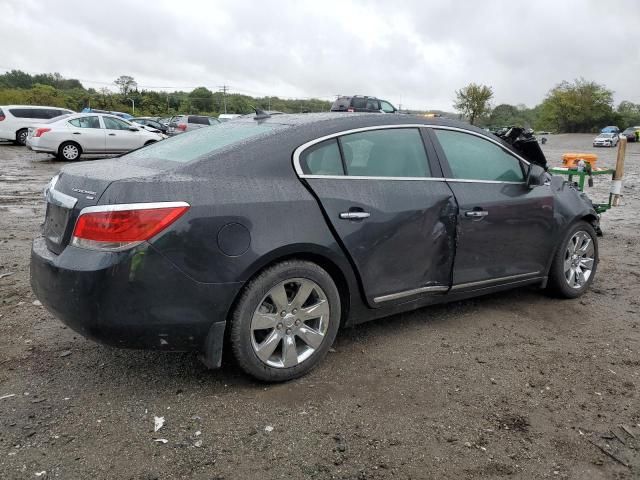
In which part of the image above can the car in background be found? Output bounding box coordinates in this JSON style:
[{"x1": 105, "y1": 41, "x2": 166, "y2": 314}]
[
  {"x1": 131, "y1": 117, "x2": 169, "y2": 134},
  {"x1": 331, "y1": 96, "x2": 397, "y2": 113},
  {"x1": 593, "y1": 132, "x2": 619, "y2": 147},
  {"x1": 0, "y1": 105, "x2": 75, "y2": 145},
  {"x1": 81, "y1": 108, "x2": 133, "y2": 120},
  {"x1": 157, "y1": 116, "x2": 172, "y2": 126},
  {"x1": 621, "y1": 126, "x2": 640, "y2": 142},
  {"x1": 600, "y1": 126, "x2": 620, "y2": 135},
  {"x1": 26, "y1": 113, "x2": 164, "y2": 161},
  {"x1": 31, "y1": 113, "x2": 600, "y2": 381},
  {"x1": 219, "y1": 114, "x2": 241, "y2": 122},
  {"x1": 168, "y1": 115, "x2": 221, "y2": 135}
]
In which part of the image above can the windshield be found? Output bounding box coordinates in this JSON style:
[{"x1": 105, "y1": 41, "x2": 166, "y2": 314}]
[
  {"x1": 123, "y1": 122, "x2": 285, "y2": 164},
  {"x1": 600, "y1": 133, "x2": 614, "y2": 138}
]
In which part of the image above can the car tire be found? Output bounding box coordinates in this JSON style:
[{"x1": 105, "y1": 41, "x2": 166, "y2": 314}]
[
  {"x1": 58, "y1": 142, "x2": 82, "y2": 161},
  {"x1": 230, "y1": 260, "x2": 341, "y2": 382},
  {"x1": 15, "y1": 129, "x2": 28, "y2": 146},
  {"x1": 546, "y1": 221, "x2": 598, "y2": 299}
]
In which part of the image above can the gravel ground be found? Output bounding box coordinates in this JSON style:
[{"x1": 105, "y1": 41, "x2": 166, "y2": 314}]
[{"x1": 0, "y1": 134, "x2": 639, "y2": 479}]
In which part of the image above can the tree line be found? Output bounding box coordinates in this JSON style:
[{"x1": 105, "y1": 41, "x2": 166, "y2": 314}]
[
  {"x1": 1, "y1": 69, "x2": 639, "y2": 132},
  {"x1": 0, "y1": 71, "x2": 332, "y2": 117},
  {"x1": 454, "y1": 79, "x2": 640, "y2": 132}
]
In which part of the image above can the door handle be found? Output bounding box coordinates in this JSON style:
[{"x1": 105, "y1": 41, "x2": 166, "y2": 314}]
[
  {"x1": 108, "y1": 133, "x2": 116, "y2": 136},
  {"x1": 339, "y1": 211, "x2": 370, "y2": 220},
  {"x1": 72, "y1": 132, "x2": 81, "y2": 135},
  {"x1": 465, "y1": 210, "x2": 488, "y2": 218}
]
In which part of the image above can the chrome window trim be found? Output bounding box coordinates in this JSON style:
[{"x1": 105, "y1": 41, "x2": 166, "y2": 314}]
[
  {"x1": 78, "y1": 201, "x2": 190, "y2": 216},
  {"x1": 450, "y1": 272, "x2": 541, "y2": 291},
  {"x1": 292, "y1": 123, "x2": 530, "y2": 184},
  {"x1": 373, "y1": 285, "x2": 449, "y2": 303}
]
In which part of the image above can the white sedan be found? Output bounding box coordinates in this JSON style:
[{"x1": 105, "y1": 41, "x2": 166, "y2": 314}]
[
  {"x1": 26, "y1": 113, "x2": 166, "y2": 161},
  {"x1": 592, "y1": 132, "x2": 619, "y2": 147}
]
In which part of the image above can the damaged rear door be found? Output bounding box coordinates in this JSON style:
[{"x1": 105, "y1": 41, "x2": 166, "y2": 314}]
[{"x1": 295, "y1": 126, "x2": 457, "y2": 306}]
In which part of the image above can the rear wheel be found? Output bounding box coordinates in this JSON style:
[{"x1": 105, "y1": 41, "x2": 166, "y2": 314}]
[
  {"x1": 546, "y1": 221, "x2": 598, "y2": 298},
  {"x1": 15, "y1": 129, "x2": 28, "y2": 146},
  {"x1": 58, "y1": 142, "x2": 82, "y2": 161},
  {"x1": 230, "y1": 260, "x2": 341, "y2": 382}
]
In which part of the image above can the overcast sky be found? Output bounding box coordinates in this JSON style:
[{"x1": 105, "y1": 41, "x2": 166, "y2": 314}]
[{"x1": 1, "y1": 0, "x2": 639, "y2": 111}]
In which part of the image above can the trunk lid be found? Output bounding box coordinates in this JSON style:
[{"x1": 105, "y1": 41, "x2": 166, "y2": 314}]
[{"x1": 43, "y1": 160, "x2": 164, "y2": 254}]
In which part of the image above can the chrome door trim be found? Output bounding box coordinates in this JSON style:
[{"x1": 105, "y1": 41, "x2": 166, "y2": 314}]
[
  {"x1": 450, "y1": 272, "x2": 541, "y2": 291},
  {"x1": 373, "y1": 285, "x2": 449, "y2": 303},
  {"x1": 292, "y1": 123, "x2": 531, "y2": 180}
]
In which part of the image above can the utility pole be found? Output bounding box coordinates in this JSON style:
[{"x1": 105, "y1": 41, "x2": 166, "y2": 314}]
[
  {"x1": 126, "y1": 98, "x2": 135, "y2": 115},
  {"x1": 218, "y1": 85, "x2": 229, "y2": 114}
]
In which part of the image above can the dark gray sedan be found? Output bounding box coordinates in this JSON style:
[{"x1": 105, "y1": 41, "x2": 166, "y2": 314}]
[{"x1": 30, "y1": 113, "x2": 599, "y2": 381}]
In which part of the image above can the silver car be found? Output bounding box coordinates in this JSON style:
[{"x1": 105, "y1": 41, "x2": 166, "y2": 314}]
[
  {"x1": 592, "y1": 132, "x2": 619, "y2": 147},
  {"x1": 26, "y1": 113, "x2": 165, "y2": 161},
  {"x1": 168, "y1": 115, "x2": 221, "y2": 135}
]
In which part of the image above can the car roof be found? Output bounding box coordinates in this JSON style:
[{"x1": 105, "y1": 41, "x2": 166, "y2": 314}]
[{"x1": 1, "y1": 105, "x2": 73, "y2": 110}]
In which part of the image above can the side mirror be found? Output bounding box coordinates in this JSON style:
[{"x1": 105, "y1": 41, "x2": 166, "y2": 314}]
[
  {"x1": 526, "y1": 163, "x2": 546, "y2": 189},
  {"x1": 128, "y1": 126, "x2": 139, "y2": 131}
]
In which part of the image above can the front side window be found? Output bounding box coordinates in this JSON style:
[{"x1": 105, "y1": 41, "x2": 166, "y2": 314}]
[
  {"x1": 103, "y1": 116, "x2": 131, "y2": 130},
  {"x1": 380, "y1": 101, "x2": 395, "y2": 113},
  {"x1": 340, "y1": 128, "x2": 431, "y2": 178},
  {"x1": 434, "y1": 129, "x2": 525, "y2": 182},
  {"x1": 300, "y1": 139, "x2": 344, "y2": 175},
  {"x1": 69, "y1": 116, "x2": 101, "y2": 129}
]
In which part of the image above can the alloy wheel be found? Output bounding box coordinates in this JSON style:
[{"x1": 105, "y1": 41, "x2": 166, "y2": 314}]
[
  {"x1": 18, "y1": 130, "x2": 27, "y2": 145},
  {"x1": 250, "y1": 278, "x2": 330, "y2": 368},
  {"x1": 563, "y1": 230, "x2": 595, "y2": 289}
]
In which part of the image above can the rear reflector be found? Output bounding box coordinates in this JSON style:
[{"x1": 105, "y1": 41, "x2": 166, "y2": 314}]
[
  {"x1": 71, "y1": 202, "x2": 189, "y2": 251},
  {"x1": 34, "y1": 128, "x2": 51, "y2": 137},
  {"x1": 347, "y1": 107, "x2": 355, "y2": 113}
]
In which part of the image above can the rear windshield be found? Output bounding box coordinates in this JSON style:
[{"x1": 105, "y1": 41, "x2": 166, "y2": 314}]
[{"x1": 123, "y1": 122, "x2": 285, "y2": 164}]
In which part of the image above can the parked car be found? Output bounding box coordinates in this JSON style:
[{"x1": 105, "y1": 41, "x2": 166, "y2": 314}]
[
  {"x1": 0, "y1": 105, "x2": 75, "y2": 145},
  {"x1": 31, "y1": 113, "x2": 600, "y2": 381},
  {"x1": 218, "y1": 114, "x2": 242, "y2": 122},
  {"x1": 168, "y1": 115, "x2": 221, "y2": 135},
  {"x1": 621, "y1": 126, "x2": 640, "y2": 142},
  {"x1": 600, "y1": 126, "x2": 620, "y2": 134},
  {"x1": 26, "y1": 113, "x2": 165, "y2": 161},
  {"x1": 131, "y1": 117, "x2": 169, "y2": 134},
  {"x1": 593, "y1": 132, "x2": 619, "y2": 147},
  {"x1": 81, "y1": 108, "x2": 133, "y2": 120},
  {"x1": 331, "y1": 96, "x2": 397, "y2": 113}
]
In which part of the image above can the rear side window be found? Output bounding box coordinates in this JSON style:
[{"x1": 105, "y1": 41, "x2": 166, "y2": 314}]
[
  {"x1": 340, "y1": 128, "x2": 431, "y2": 178},
  {"x1": 9, "y1": 108, "x2": 41, "y2": 118},
  {"x1": 189, "y1": 116, "x2": 209, "y2": 125},
  {"x1": 351, "y1": 98, "x2": 367, "y2": 109},
  {"x1": 365, "y1": 99, "x2": 380, "y2": 110},
  {"x1": 300, "y1": 139, "x2": 344, "y2": 175},
  {"x1": 69, "y1": 116, "x2": 100, "y2": 129},
  {"x1": 434, "y1": 129, "x2": 525, "y2": 182},
  {"x1": 124, "y1": 123, "x2": 284, "y2": 164}
]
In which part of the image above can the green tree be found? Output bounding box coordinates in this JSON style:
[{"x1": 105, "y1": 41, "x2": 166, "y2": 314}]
[
  {"x1": 538, "y1": 79, "x2": 615, "y2": 133},
  {"x1": 114, "y1": 75, "x2": 137, "y2": 96},
  {"x1": 617, "y1": 101, "x2": 640, "y2": 128},
  {"x1": 454, "y1": 83, "x2": 493, "y2": 125},
  {"x1": 189, "y1": 87, "x2": 214, "y2": 112}
]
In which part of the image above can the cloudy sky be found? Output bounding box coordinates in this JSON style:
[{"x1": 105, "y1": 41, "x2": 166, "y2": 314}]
[{"x1": 1, "y1": 0, "x2": 639, "y2": 110}]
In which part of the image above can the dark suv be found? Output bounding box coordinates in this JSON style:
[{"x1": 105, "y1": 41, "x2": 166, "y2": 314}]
[{"x1": 331, "y1": 96, "x2": 397, "y2": 113}]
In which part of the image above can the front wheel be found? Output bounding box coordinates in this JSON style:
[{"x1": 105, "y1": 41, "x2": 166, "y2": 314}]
[
  {"x1": 546, "y1": 221, "x2": 598, "y2": 298},
  {"x1": 230, "y1": 260, "x2": 341, "y2": 382}
]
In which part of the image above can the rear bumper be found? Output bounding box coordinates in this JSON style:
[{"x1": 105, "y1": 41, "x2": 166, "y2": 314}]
[
  {"x1": 30, "y1": 237, "x2": 242, "y2": 363},
  {"x1": 26, "y1": 137, "x2": 57, "y2": 153}
]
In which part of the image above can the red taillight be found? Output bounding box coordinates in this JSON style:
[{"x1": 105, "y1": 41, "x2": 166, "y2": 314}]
[
  {"x1": 177, "y1": 124, "x2": 187, "y2": 131},
  {"x1": 71, "y1": 202, "x2": 189, "y2": 251},
  {"x1": 347, "y1": 107, "x2": 355, "y2": 112},
  {"x1": 34, "y1": 128, "x2": 51, "y2": 137},
  {"x1": 0, "y1": 115, "x2": 5, "y2": 121}
]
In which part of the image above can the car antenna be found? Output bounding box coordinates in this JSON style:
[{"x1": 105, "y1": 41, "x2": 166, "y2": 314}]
[{"x1": 251, "y1": 106, "x2": 271, "y2": 120}]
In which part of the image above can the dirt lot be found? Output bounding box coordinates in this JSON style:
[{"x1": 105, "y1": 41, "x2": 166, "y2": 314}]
[{"x1": 0, "y1": 134, "x2": 639, "y2": 479}]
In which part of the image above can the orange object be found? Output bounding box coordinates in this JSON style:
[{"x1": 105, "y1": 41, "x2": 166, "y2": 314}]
[{"x1": 561, "y1": 153, "x2": 598, "y2": 168}]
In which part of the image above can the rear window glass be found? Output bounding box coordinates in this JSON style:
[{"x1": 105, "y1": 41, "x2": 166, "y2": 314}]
[
  {"x1": 188, "y1": 116, "x2": 209, "y2": 125},
  {"x1": 124, "y1": 123, "x2": 284, "y2": 164},
  {"x1": 331, "y1": 98, "x2": 351, "y2": 110}
]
